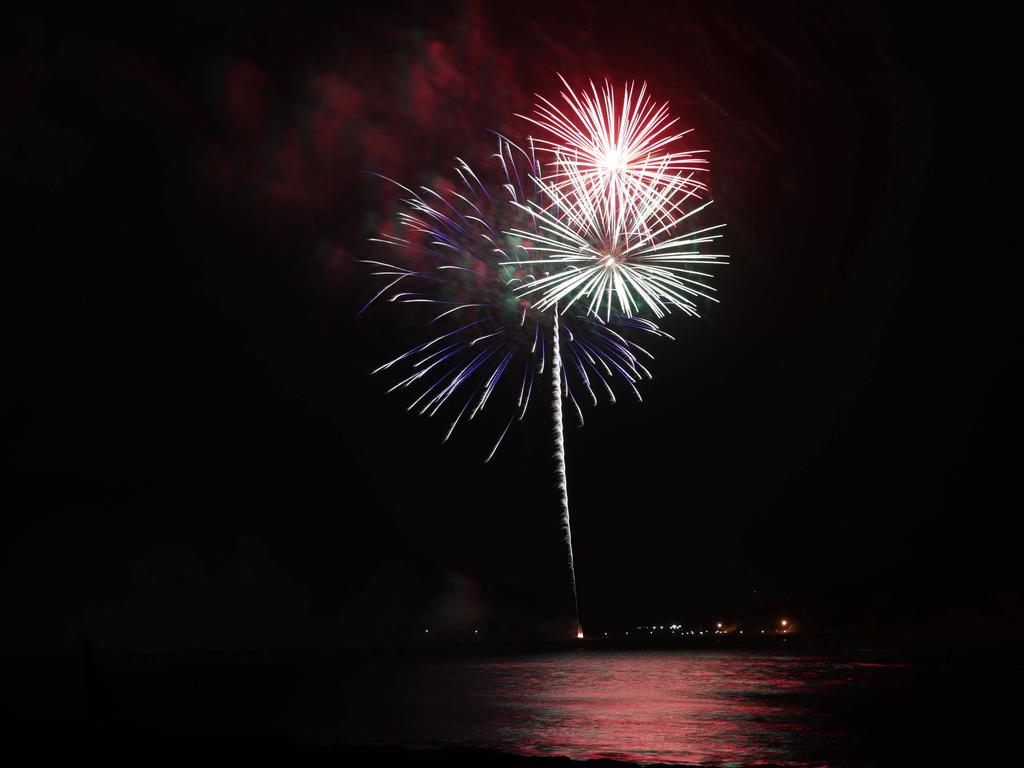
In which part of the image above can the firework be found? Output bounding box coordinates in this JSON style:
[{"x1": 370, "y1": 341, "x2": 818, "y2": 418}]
[
  {"x1": 363, "y1": 138, "x2": 676, "y2": 636},
  {"x1": 363, "y1": 137, "x2": 671, "y2": 457},
  {"x1": 519, "y1": 75, "x2": 709, "y2": 243},
  {"x1": 362, "y1": 79, "x2": 725, "y2": 639},
  {"x1": 506, "y1": 192, "x2": 727, "y2": 321},
  {"x1": 505, "y1": 78, "x2": 728, "y2": 321}
]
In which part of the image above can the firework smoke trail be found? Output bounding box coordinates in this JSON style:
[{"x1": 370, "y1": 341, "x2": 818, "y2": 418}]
[{"x1": 550, "y1": 307, "x2": 582, "y2": 638}]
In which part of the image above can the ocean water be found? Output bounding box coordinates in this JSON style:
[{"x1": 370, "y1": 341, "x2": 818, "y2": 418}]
[
  {"x1": 315, "y1": 646, "x2": 965, "y2": 766},
  {"x1": 12, "y1": 643, "x2": 1008, "y2": 766}
]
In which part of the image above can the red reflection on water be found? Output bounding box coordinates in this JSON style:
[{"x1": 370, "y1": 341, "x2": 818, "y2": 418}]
[{"x1": 406, "y1": 651, "x2": 848, "y2": 765}]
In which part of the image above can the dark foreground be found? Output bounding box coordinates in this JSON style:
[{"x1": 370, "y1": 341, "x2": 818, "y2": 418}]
[
  {"x1": 19, "y1": 736, "x2": 799, "y2": 768},
  {"x1": 5, "y1": 637, "x2": 1020, "y2": 766}
]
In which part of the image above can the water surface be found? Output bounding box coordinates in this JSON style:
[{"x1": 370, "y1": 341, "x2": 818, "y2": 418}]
[{"x1": 317, "y1": 648, "x2": 926, "y2": 766}]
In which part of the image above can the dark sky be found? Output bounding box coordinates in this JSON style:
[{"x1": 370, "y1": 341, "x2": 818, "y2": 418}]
[{"x1": 4, "y1": 1, "x2": 1018, "y2": 651}]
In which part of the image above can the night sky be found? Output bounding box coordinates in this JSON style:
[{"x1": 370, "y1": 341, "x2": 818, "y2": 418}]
[{"x1": 5, "y1": 1, "x2": 1017, "y2": 651}]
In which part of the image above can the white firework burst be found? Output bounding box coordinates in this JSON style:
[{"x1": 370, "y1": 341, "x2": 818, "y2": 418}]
[
  {"x1": 519, "y1": 74, "x2": 709, "y2": 244},
  {"x1": 505, "y1": 185, "x2": 727, "y2": 320}
]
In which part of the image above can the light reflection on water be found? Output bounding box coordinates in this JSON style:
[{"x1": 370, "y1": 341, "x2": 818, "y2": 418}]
[{"x1": 325, "y1": 649, "x2": 920, "y2": 766}]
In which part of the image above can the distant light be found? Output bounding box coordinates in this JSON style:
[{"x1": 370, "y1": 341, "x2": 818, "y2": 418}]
[
  {"x1": 780, "y1": 619, "x2": 788, "y2": 626},
  {"x1": 716, "y1": 622, "x2": 723, "y2": 629},
  {"x1": 474, "y1": 630, "x2": 478, "y2": 634},
  {"x1": 577, "y1": 631, "x2": 584, "y2": 639},
  {"x1": 604, "y1": 632, "x2": 608, "y2": 637},
  {"x1": 425, "y1": 629, "x2": 429, "y2": 633},
  {"x1": 761, "y1": 630, "x2": 765, "y2": 634},
  {"x1": 739, "y1": 630, "x2": 743, "y2": 634}
]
